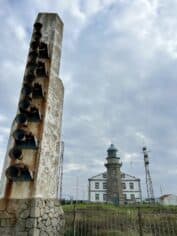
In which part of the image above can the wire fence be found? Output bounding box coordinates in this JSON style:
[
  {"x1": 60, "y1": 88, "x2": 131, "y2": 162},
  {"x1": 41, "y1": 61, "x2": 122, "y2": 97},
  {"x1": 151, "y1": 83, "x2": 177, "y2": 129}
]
[{"x1": 64, "y1": 204, "x2": 177, "y2": 236}]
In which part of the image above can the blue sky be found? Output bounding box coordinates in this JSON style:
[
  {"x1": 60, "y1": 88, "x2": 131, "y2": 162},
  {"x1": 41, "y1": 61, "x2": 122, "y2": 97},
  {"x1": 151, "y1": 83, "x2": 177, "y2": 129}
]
[{"x1": 0, "y1": 0, "x2": 177, "y2": 199}]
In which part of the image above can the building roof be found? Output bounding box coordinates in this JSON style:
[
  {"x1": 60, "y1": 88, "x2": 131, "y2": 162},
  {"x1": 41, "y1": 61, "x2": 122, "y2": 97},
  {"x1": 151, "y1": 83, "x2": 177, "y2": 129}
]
[
  {"x1": 121, "y1": 173, "x2": 139, "y2": 180},
  {"x1": 88, "y1": 172, "x2": 140, "y2": 181},
  {"x1": 159, "y1": 194, "x2": 176, "y2": 200},
  {"x1": 107, "y1": 144, "x2": 117, "y2": 152},
  {"x1": 88, "y1": 172, "x2": 106, "y2": 180}
]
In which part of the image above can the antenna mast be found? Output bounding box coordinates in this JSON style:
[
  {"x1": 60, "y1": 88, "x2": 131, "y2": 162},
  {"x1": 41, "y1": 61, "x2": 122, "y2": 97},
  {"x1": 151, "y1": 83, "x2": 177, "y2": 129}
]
[{"x1": 142, "y1": 146, "x2": 155, "y2": 203}]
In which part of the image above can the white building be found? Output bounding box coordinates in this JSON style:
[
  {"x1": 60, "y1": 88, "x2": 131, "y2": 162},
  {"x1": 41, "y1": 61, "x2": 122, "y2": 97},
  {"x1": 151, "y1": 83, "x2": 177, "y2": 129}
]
[
  {"x1": 159, "y1": 194, "x2": 177, "y2": 206},
  {"x1": 88, "y1": 172, "x2": 142, "y2": 204}
]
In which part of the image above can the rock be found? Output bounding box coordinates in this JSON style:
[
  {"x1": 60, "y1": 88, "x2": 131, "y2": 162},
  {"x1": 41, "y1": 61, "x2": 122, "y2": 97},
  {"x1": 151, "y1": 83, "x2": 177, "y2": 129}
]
[
  {"x1": 45, "y1": 207, "x2": 50, "y2": 213},
  {"x1": 51, "y1": 218, "x2": 58, "y2": 227},
  {"x1": 40, "y1": 230, "x2": 49, "y2": 236},
  {"x1": 0, "y1": 228, "x2": 12, "y2": 236},
  {"x1": 37, "y1": 217, "x2": 42, "y2": 224},
  {"x1": 26, "y1": 218, "x2": 35, "y2": 228},
  {"x1": 48, "y1": 231, "x2": 55, "y2": 236},
  {"x1": 47, "y1": 200, "x2": 54, "y2": 208},
  {"x1": 43, "y1": 213, "x2": 48, "y2": 220},
  {"x1": 40, "y1": 207, "x2": 45, "y2": 216},
  {"x1": 18, "y1": 201, "x2": 28, "y2": 211},
  {"x1": 49, "y1": 208, "x2": 54, "y2": 213},
  {"x1": 45, "y1": 218, "x2": 51, "y2": 227},
  {"x1": 54, "y1": 200, "x2": 61, "y2": 207},
  {"x1": 15, "y1": 219, "x2": 26, "y2": 231},
  {"x1": 37, "y1": 221, "x2": 43, "y2": 229},
  {"x1": 49, "y1": 212, "x2": 53, "y2": 218},
  {"x1": 20, "y1": 209, "x2": 29, "y2": 218},
  {"x1": 54, "y1": 212, "x2": 58, "y2": 218},
  {"x1": 16, "y1": 232, "x2": 28, "y2": 236},
  {"x1": 29, "y1": 228, "x2": 40, "y2": 236},
  {"x1": 30, "y1": 207, "x2": 40, "y2": 218},
  {"x1": 36, "y1": 200, "x2": 43, "y2": 208}
]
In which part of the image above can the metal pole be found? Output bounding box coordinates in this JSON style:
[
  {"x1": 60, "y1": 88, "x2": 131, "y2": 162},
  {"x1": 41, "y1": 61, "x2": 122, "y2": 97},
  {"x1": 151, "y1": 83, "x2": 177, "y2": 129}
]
[
  {"x1": 73, "y1": 203, "x2": 76, "y2": 236},
  {"x1": 138, "y1": 207, "x2": 143, "y2": 236}
]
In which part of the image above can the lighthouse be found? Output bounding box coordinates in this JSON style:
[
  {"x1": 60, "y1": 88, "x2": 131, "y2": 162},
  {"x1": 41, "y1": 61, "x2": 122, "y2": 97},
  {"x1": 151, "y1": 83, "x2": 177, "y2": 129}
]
[{"x1": 105, "y1": 144, "x2": 124, "y2": 205}]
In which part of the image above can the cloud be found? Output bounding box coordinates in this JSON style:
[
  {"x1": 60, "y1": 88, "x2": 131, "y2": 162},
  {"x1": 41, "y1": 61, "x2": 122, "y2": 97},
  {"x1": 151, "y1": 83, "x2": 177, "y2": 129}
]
[
  {"x1": 123, "y1": 152, "x2": 141, "y2": 163},
  {"x1": 0, "y1": 0, "x2": 177, "y2": 199},
  {"x1": 135, "y1": 131, "x2": 150, "y2": 145},
  {"x1": 64, "y1": 163, "x2": 87, "y2": 173},
  {"x1": 61, "y1": 0, "x2": 177, "y2": 198},
  {"x1": 0, "y1": 114, "x2": 8, "y2": 123}
]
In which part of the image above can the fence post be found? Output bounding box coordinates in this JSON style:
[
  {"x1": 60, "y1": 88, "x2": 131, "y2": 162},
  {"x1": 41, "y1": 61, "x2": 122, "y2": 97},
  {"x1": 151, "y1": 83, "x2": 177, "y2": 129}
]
[
  {"x1": 138, "y1": 207, "x2": 143, "y2": 236},
  {"x1": 73, "y1": 203, "x2": 76, "y2": 236}
]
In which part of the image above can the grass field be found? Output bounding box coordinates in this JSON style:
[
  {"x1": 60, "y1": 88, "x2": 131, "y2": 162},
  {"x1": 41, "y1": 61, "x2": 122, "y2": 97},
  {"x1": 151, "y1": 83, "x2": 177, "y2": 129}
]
[{"x1": 63, "y1": 203, "x2": 177, "y2": 236}]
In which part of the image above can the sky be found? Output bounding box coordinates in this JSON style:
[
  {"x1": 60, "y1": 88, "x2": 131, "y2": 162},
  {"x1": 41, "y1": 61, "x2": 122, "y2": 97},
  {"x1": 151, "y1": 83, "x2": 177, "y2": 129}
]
[{"x1": 0, "y1": 0, "x2": 177, "y2": 200}]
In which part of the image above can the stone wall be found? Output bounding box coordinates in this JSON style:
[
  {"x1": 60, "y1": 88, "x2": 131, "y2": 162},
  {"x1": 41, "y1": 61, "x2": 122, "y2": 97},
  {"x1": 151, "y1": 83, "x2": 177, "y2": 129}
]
[{"x1": 0, "y1": 198, "x2": 64, "y2": 236}]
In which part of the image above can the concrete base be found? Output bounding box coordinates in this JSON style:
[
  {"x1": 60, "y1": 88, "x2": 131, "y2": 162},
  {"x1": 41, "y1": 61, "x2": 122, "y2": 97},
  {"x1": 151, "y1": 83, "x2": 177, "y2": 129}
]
[{"x1": 0, "y1": 198, "x2": 64, "y2": 236}]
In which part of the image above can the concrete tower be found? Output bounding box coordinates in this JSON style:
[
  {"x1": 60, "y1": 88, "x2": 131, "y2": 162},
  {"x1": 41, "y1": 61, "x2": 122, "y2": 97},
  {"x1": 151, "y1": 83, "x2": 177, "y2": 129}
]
[
  {"x1": 0, "y1": 13, "x2": 65, "y2": 235},
  {"x1": 105, "y1": 144, "x2": 124, "y2": 205}
]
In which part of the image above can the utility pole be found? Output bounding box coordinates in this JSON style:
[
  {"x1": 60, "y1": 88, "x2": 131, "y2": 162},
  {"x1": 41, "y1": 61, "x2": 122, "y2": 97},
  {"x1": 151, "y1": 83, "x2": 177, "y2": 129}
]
[{"x1": 76, "y1": 176, "x2": 79, "y2": 202}]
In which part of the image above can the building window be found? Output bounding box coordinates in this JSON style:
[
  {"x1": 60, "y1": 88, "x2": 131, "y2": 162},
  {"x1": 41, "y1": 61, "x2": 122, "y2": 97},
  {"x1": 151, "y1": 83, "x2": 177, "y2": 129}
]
[
  {"x1": 95, "y1": 182, "x2": 99, "y2": 189},
  {"x1": 103, "y1": 173, "x2": 107, "y2": 178},
  {"x1": 122, "y1": 182, "x2": 126, "y2": 189},
  {"x1": 130, "y1": 194, "x2": 135, "y2": 200},
  {"x1": 129, "y1": 182, "x2": 134, "y2": 189},
  {"x1": 112, "y1": 169, "x2": 116, "y2": 175},
  {"x1": 103, "y1": 194, "x2": 107, "y2": 201},
  {"x1": 103, "y1": 182, "x2": 107, "y2": 189},
  {"x1": 121, "y1": 173, "x2": 125, "y2": 178},
  {"x1": 123, "y1": 194, "x2": 127, "y2": 200},
  {"x1": 95, "y1": 193, "x2": 99, "y2": 200}
]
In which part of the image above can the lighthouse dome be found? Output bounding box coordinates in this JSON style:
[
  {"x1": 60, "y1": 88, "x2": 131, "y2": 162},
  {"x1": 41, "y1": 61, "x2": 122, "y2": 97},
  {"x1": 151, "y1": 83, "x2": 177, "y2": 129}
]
[
  {"x1": 107, "y1": 144, "x2": 117, "y2": 152},
  {"x1": 107, "y1": 144, "x2": 118, "y2": 158}
]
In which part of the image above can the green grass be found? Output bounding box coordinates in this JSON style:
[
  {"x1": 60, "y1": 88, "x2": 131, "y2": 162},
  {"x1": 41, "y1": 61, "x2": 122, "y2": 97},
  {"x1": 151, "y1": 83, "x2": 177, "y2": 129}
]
[
  {"x1": 63, "y1": 203, "x2": 177, "y2": 235},
  {"x1": 63, "y1": 202, "x2": 119, "y2": 211},
  {"x1": 63, "y1": 202, "x2": 177, "y2": 213}
]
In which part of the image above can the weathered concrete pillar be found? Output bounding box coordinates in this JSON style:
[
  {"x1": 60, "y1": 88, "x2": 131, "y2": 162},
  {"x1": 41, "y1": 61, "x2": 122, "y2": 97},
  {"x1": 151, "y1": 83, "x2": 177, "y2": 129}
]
[
  {"x1": 105, "y1": 144, "x2": 124, "y2": 205},
  {"x1": 0, "y1": 13, "x2": 65, "y2": 235}
]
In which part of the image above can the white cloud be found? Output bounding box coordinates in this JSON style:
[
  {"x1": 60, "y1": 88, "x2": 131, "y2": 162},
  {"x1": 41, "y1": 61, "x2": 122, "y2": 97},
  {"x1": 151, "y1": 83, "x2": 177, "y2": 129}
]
[
  {"x1": 0, "y1": 114, "x2": 8, "y2": 123},
  {"x1": 64, "y1": 163, "x2": 87, "y2": 173},
  {"x1": 0, "y1": 126, "x2": 10, "y2": 135},
  {"x1": 135, "y1": 131, "x2": 150, "y2": 145},
  {"x1": 111, "y1": 0, "x2": 155, "y2": 37},
  {"x1": 7, "y1": 17, "x2": 27, "y2": 42},
  {"x1": 123, "y1": 152, "x2": 141, "y2": 163},
  {"x1": 62, "y1": 72, "x2": 76, "y2": 95},
  {"x1": 83, "y1": 0, "x2": 117, "y2": 16},
  {"x1": 92, "y1": 159, "x2": 105, "y2": 166}
]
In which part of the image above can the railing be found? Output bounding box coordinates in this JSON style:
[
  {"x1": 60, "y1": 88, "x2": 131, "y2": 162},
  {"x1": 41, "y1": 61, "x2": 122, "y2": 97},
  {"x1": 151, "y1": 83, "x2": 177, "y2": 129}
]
[{"x1": 63, "y1": 204, "x2": 177, "y2": 236}]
